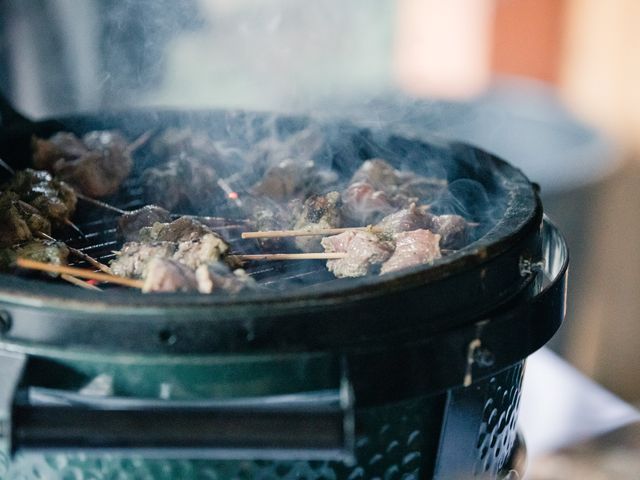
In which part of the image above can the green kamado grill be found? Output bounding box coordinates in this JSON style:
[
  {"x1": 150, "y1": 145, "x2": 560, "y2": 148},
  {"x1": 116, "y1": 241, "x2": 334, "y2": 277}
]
[{"x1": 0, "y1": 105, "x2": 568, "y2": 479}]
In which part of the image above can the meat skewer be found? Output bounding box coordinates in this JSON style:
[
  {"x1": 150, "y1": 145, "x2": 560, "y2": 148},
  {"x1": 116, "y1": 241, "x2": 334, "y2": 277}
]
[
  {"x1": 16, "y1": 258, "x2": 144, "y2": 289},
  {"x1": 125, "y1": 130, "x2": 154, "y2": 155},
  {"x1": 35, "y1": 231, "x2": 112, "y2": 274},
  {"x1": 241, "y1": 226, "x2": 383, "y2": 239},
  {"x1": 234, "y1": 253, "x2": 347, "y2": 261},
  {"x1": 0, "y1": 157, "x2": 15, "y2": 175}
]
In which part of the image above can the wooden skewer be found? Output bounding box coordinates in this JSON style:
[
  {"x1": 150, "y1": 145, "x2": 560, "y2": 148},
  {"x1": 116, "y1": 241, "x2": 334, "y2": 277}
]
[
  {"x1": 77, "y1": 194, "x2": 250, "y2": 229},
  {"x1": 0, "y1": 158, "x2": 16, "y2": 175},
  {"x1": 60, "y1": 274, "x2": 103, "y2": 291},
  {"x1": 64, "y1": 218, "x2": 86, "y2": 238},
  {"x1": 76, "y1": 193, "x2": 127, "y2": 214},
  {"x1": 35, "y1": 231, "x2": 113, "y2": 274},
  {"x1": 234, "y1": 252, "x2": 347, "y2": 261},
  {"x1": 126, "y1": 129, "x2": 155, "y2": 155},
  {"x1": 241, "y1": 226, "x2": 382, "y2": 239},
  {"x1": 16, "y1": 258, "x2": 144, "y2": 289}
]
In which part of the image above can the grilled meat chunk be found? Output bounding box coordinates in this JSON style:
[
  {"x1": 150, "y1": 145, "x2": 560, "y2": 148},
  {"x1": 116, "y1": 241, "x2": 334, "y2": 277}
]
[
  {"x1": 351, "y1": 158, "x2": 446, "y2": 200},
  {"x1": 291, "y1": 191, "x2": 342, "y2": 251},
  {"x1": 342, "y1": 181, "x2": 396, "y2": 225},
  {"x1": 321, "y1": 230, "x2": 393, "y2": 278},
  {"x1": 343, "y1": 159, "x2": 446, "y2": 224},
  {"x1": 376, "y1": 203, "x2": 430, "y2": 237},
  {"x1": 251, "y1": 159, "x2": 334, "y2": 201},
  {"x1": 117, "y1": 205, "x2": 172, "y2": 241},
  {"x1": 195, "y1": 263, "x2": 256, "y2": 294},
  {"x1": 142, "y1": 154, "x2": 219, "y2": 211},
  {"x1": 32, "y1": 130, "x2": 132, "y2": 197},
  {"x1": 173, "y1": 234, "x2": 230, "y2": 270},
  {"x1": 16, "y1": 239, "x2": 70, "y2": 265},
  {"x1": 110, "y1": 242, "x2": 177, "y2": 278},
  {"x1": 0, "y1": 193, "x2": 34, "y2": 247},
  {"x1": 142, "y1": 258, "x2": 199, "y2": 293},
  {"x1": 380, "y1": 229, "x2": 441, "y2": 275},
  {"x1": 428, "y1": 214, "x2": 469, "y2": 249},
  {"x1": 0, "y1": 239, "x2": 69, "y2": 272},
  {"x1": 4, "y1": 169, "x2": 76, "y2": 225},
  {"x1": 14, "y1": 200, "x2": 52, "y2": 236},
  {"x1": 376, "y1": 205, "x2": 471, "y2": 250},
  {"x1": 32, "y1": 132, "x2": 87, "y2": 168},
  {"x1": 138, "y1": 217, "x2": 222, "y2": 244},
  {"x1": 111, "y1": 217, "x2": 231, "y2": 278}
]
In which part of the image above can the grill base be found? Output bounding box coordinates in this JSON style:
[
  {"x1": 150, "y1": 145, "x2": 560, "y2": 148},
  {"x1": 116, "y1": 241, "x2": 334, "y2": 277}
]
[{"x1": 0, "y1": 363, "x2": 524, "y2": 480}]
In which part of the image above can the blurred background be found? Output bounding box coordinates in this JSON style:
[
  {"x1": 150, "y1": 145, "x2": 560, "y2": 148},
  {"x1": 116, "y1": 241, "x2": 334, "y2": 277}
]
[{"x1": 1, "y1": 0, "x2": 639, "y2": 474}]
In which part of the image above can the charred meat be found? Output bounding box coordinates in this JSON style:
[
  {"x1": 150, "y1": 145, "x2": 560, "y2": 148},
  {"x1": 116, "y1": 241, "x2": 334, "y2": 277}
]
[
  {"x1": 251, "y1": 159, "x2": 337, "y2": 201},
  {"x1": 117, "y1": 205, "x2": 172, "y2": 241},
  {"x1": 111, "y1": 217, "x2": 231, "y2": 279},
  {"x1": 138, "y1": 216, "x2": 216, "y2": 243},
  {"x1": 291, "y1": 191, "x2": 342, "y2": 251},
  {"x1": 0, "y1": 193, "x2": 36, "y2": 248},
  {"x1": 4, "y1": 169, "x2": 76, "y2": 225},
  {"x1": 142, "y1": 153, "x2": 220, "y2": 211},
  {"x1": 428, "y1": 214, "x2": 470, "y2": 249},
  {"x1": 0, "y1": 239, "x2": 69, "y2": 272},
  {"x1": 32, "y1": 130, "x2": 133, "y2": 197}
]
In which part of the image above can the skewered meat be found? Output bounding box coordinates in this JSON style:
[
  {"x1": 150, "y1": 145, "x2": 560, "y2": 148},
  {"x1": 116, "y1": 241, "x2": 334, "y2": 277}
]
[
  {"x1": 0, "y1": 193, "x2": 35, "y2": 247},
  {"x1": 428, "y1": 214, "x2": 469, "y2": 249},
  {"x1": 343, "y1": 159, "x2": 447, "y2": 224},
  {"x1": 14, "y1": 199, "x2": 52, "y2": 236},
  {"x1": 117, "y1": 205, "x2": 172, "y2": 241},
  {"x1": 351, "y1": 158, "x2": 447, "y2": 200},
  {"x1": 32, "y1": 132, "x2": 87, "y2": 167},
  {"x1": 195, "y1": 263, "x2": 256, "y2": 294},
  {"x1": 32, "y1": 130, "x2": 133, "y2": 197},
  {"x1": 111, "y1": 217, "x2": 231, "y2": 278},
  {"x1": 380, "y1": 230, "x2": 441, "y2": 275},
  {"x1": 291, "y1": 191, "x2": 342, "y2": 251},
  {"x1": 341, "y1": 181, "x2": 396, "y2": 225},
  {"x1": 375, "y1": 205, "x2": 470, "y2": 249},
  {"x1": 138, "y1": 217, "x2": 224, "y2": 244},
  {"x1": 4, "y1": 169, "x2": 76, "y2": 225},
  {"x1": 15, "y1": 239, "x2": 69, "y2": 265},
  {"x1": 0, "y1": 239, "x2": 69, "y2": 271},
  {"x1": 173, "y1": 234, "x2": 230, "y2": 270},
  {"x1": 248, "y1": 201, "x2": 296, "y2": 251},
  {"x1": 321, "y1": 230, "x2": 393, "y2": 278},
  {"x1": 142, "y1": 258, "x2": 199, "y2": 293},
  {"x1": 375, "y1": 203, "x2": 430, "y2": 237},
  {"x1": 110, "y1": 242, "x2": 177, "y2": 278},
  {"x1": 142, "y1": 153, "x2": 219, "y2": 210}
]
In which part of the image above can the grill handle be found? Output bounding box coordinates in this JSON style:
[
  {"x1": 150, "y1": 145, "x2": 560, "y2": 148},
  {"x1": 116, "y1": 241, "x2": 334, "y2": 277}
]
[{"x1": 0, "y1": 353, "x2": 355, "y2": 462}]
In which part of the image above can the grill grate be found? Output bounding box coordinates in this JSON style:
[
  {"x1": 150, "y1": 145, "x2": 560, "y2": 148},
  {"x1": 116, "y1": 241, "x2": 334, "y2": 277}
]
[{"x1": 59, "y1": 178, "x2": 336, "y2": 293}]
